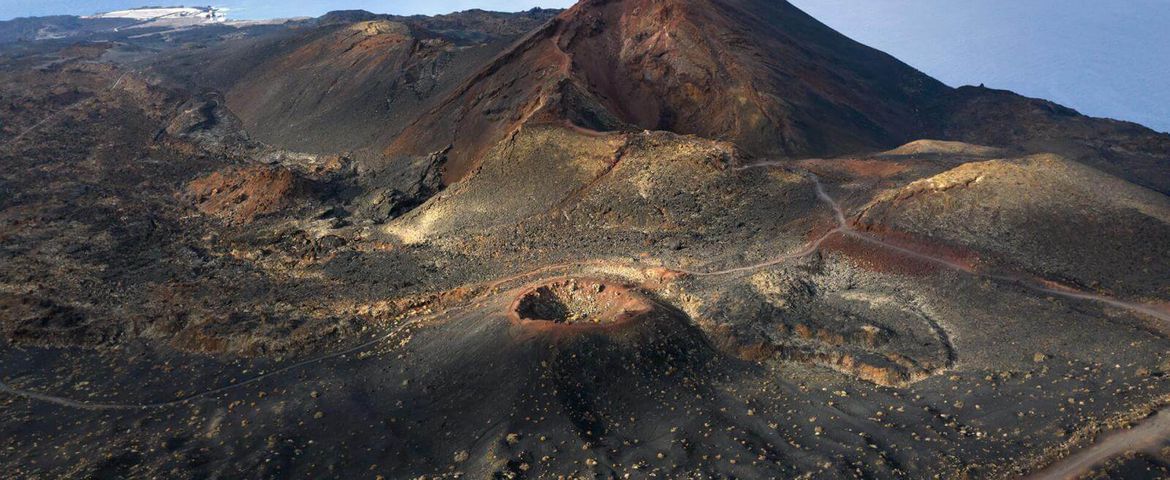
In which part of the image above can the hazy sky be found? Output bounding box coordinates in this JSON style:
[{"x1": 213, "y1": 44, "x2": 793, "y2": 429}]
[
  {"x1": 790, "y1": 0, "x2": 1170, "y2": 133},
  {"x1": 1, "y1": 0, "x2": 1166, "y2": 132},
  {"x1": 0, "y1": 1, "x2": 576, "y2": 19}
]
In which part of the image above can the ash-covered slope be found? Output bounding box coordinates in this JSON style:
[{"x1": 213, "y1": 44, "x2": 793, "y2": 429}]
[
  {"x1": 4, "y1": 3, "x2": 1170, "y2": 480},
  {"x1": 556, "y1": 0, "x2": 948, "y2": 156},
  {"x1": 157, "y1": 9, "x2": 559, "y2": 154},
  {"x1": 389, "y1": 0, "x2": 950, "y2": 181},
  {"x1": 931, "y1": 85, "x2": 1170, "y2": 194},
  {"x1": 855, "y1": 151, "x2": 1170, "y2": 299},
  {"x1": 137, "y1": 0, "x2": 1169, "y2": 191},
  {"x1": 380, "y1": 0, "x2": 1169, "y2": 189},
  {"x1": 0, "y1": 16, "x2": 135, "y2": 43}
]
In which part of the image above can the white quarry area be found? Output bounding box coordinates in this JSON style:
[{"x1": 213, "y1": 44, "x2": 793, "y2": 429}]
[
  {"x1": 86, "y1": 7, "x2": 227, "y2": 22},
  {"x1": 84, "y1": 7, "x2": 230, "y2": 30}
]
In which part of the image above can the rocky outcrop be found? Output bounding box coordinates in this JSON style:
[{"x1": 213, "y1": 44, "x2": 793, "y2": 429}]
[
  {"x1": 185, "y1": 165, "x2": 299, "y2": 224},
  {"x1": 353, "y1": 148, "x2": 447, "y2": 224}
]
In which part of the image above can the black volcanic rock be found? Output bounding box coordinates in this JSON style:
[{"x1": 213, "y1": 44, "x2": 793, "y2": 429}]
[
  {"x1": 157, "y1": 9, "x2": 559, "y2": 155},
  {"x1": 0, "y1": 15, "x2": 134, "y2": 43},
  {"x1": 1, "y1": 2, "x2": 1170, "y2": 480},
  {"x1": 317, "y1": 9, "x2": 384, "y2": 25}
]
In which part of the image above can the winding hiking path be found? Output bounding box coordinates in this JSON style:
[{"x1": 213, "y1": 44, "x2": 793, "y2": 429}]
[
  {"x1": 728, "y1": 163, "x2": 1170, "y2": 479},
  {"x1": 3, "y1": 72, "x2": 129, "y2": 150},
  {"x1": 0, "y1": 316, "x2": 424, "y2": 411},
  {"x1": 677, "y1": 171, "x2": 844, "y2": 277},
  {"x1": 1029, "y1": 409, "x2": 1170, "y2": 480},
  {"x1": 686, "y1": 162, "x2": 1170, "y2": 324},
  {"x1": 2, "y1": 157, "x2": 1168, "y2": 480}
]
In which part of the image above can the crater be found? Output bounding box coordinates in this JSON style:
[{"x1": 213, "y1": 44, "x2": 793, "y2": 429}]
[
  {"x1": 510, "y1": 278, "x2": 652, "y2": 327},
  {"x1": 702, "y1": 269, "x2": 955, "y2": 387}
]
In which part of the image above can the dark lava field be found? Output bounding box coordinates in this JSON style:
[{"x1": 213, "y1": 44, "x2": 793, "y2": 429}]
[{"x1": 1, "y1": 1, "x2": 1169, "y2": 478}]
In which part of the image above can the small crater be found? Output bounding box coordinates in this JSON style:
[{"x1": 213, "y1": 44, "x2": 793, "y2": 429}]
[
  {"x1": 705, "y1": 269, "x2": 955, "y2": 387},
  {"x1": 511, "y1": 278, "x2": 650, "y2": 326}
]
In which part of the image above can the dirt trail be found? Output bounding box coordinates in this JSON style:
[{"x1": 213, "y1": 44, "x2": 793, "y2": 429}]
[
  {"x1": 2, "y1": 155, "x2": 1170, "y2": 456},
  {"x1": 0, "y1": 259, "x2": 641, "y2": 412},
  {"x1": 1029, "y1": 409, "x2": 1170, "y2": 480},
  {"x1": 678, "y1": 227, "x2": 840, "y2": 277},
  {"x1": 0, "y1": 316, "x2": 423, "y2": 411},
  {"x1": 725, "y1": 162, "x2": 1170, "y2": 479},
  {"x1": 3, "y1": 72, "x2": 129, "y2": 150},
  {"x1": 706, "y1": 162, "x2": 1170, "y2": 324},
  {"x1": 675, "y1": 163, "x2": 840, "y2": 277}
]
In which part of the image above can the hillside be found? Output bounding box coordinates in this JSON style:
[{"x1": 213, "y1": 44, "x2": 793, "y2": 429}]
[
  {"x1": 387, "y1": 0, "x2": 951, "y2": 181},
  {"x1": 0, "y1": 2, "x2": 1169, "y2": 479}
]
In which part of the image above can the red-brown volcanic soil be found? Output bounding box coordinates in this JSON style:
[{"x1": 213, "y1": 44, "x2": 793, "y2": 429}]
[
  {"x1": 387, "y1": 0, "x2": 953, "y2": 182},
  {"x1": 510, "y1": 278, "x2": 652, "y2": 328},
  {"x1": 185, "y1": 165, "x2": 299, "y2": 224},
  {"x1": 3, "y1": 2, "x2": 1170, "y2": 479}
]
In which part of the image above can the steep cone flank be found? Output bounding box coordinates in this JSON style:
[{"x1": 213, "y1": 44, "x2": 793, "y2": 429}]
[
  {"x1": 165, "y1": 10, "x2": 558, "y2": 154},
  {"x1": 560, "y1": 0, "x2": 947, "y2": 154},
  {"x1": 388, "y1": 0, "x2": 948, "y2": 182}
]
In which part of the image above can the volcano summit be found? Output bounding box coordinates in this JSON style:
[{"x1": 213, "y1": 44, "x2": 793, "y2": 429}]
[{"x1": 1, "y1": 1, "x2": 1169, "y2": 479}]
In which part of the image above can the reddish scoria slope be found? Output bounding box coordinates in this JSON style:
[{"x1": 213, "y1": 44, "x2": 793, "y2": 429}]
[{"x1": 388, "y1": 0, "x2": 949, "y2": 182}]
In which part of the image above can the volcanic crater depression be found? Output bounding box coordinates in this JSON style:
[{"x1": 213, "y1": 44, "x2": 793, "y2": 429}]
[
  {"x1": 3, "y1": 0, "x2": 1170, "y2": 478},
  {"x1": 510, "y1": 278, "x2": 652, "y2": 327}
]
